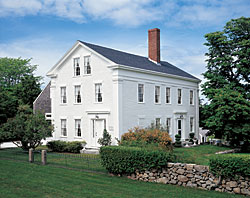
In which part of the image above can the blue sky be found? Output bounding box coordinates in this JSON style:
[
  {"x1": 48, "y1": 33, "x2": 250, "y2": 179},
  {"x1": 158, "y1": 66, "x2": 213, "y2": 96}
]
[{"x1": 0, "y1": 0, "x2": 250, "y2": 92}]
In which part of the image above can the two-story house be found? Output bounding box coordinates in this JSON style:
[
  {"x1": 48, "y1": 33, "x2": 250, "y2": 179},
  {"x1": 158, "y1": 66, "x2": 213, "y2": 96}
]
[{"x1": 34, "y1": 28, "x2": 200, "y2": 148}]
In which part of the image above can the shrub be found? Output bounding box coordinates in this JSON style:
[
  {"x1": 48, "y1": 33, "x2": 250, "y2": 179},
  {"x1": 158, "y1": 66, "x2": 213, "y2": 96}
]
[
  {"x1": 47, "y1": 140, "x2": 86, "y2": 153},
  {"x1": 174, "y1": 134, "x2": 182, "y2": 147},
  {"x1": 100, "y1": 146, "x2": 175, "y2": 175},
  {"x1": 120, "y1": 127, "x2": 172, "y2": 151},
  {"x1": 98, "y1": 129, "x2": 111, "y2": 146},
  {"x1": 209, "y1": 154, "x2": 250, "y2": 179}
]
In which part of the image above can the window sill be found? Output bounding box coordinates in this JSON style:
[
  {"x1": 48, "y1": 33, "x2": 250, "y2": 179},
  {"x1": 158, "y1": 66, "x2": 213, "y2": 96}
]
[
  {"x1": 154, "y1": 103, "x2": 161, "y2": 105},
  {"x1": 73, "y1": 76, "x2": 81, "y2": 78},
  {"x1": 94, "y1": 102, "x2": 103, "y2": 104},
  {"x1": 60, "y1": 136, "x2": 67, "y2": 138},
  {"x1": 138, "y1": 102, "x2": 145, "y2": 104},
  {"x1": 74, "y1": 136, "x2": 82, "y2": 139},
  {"x1": 166, "y1": 103, "x2": 171, "y2": 105},
  {"x1": 177, "y1": 104, "x2": 183, "y2": 106},
  {"x1": 73, "y1": 103, "x2": 82, "y2": 105},
  {"x1": 190, "y1": 104, "x2": 195, "y2": 106},
  {"x1": 60, "y1": 103, "x2": 67, "y2": 106},
  {"x1": 83, "y1": 74, "x2": 92, "y2": 76}
]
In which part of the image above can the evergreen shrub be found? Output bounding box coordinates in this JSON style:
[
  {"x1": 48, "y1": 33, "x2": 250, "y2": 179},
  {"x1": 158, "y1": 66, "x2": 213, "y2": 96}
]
[
  {"x1": 209, "y1": 154, "x2": 250, "y2": 179},
  {"x1": 47, "y1": 140, "x2": 86, "y2": 153},
  {"x1": 100, "y1": 146, "x2": 175, "y2": 175}
]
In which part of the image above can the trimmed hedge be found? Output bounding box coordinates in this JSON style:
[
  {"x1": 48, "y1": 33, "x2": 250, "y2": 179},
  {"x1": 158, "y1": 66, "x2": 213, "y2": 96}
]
[
  {"x1": 209, "y1": 154, "x2": 250, "y2": 179},
  {"x1": 47, "y1": 140, "x2": 85, "y2": 153},
  {"x1": 100, "y1": 146, "x2": 175, "y2": 175}
]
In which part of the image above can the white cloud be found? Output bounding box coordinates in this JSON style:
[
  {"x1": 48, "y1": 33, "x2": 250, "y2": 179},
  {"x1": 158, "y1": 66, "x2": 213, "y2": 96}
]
[
  {"x1": 0, "y1": 38, "x2": 68, "y2": 86},
  {"x1": 0, "y1": 0, "x2": 249, "y2": 27}
]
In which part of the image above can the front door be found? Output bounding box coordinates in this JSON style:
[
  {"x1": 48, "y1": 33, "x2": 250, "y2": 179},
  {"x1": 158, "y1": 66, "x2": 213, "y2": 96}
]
[
  {"x1": 92, "y1": 119, "x2": 106, "y2": 147},
  {"x1": 177, "y1": 119, "x2": 182, "y2": 137}
]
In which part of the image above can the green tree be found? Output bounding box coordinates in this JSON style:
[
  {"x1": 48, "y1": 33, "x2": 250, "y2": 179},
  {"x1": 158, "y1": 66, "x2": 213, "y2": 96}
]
[
  {"x1": 0, "y1": 57, "x2": 41, "y2": 124},
  {"x1": 202, "y1": 17, "x2": 250, "y2": 149},
  {"x1": 0, "y1": 105, "x2": 53, "y2": 150}
]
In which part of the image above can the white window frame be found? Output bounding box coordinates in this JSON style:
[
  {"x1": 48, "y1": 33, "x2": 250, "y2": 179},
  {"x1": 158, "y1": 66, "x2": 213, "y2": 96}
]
[
  {"x1": 190, "y1": 117, "x2": 194, "y2": 133},
  {"x1": 61, "y1": 119, "x2": 67, "y2": 137},
  {"x1": 166, "y1": 87, "x2": 171, "y2": 104},
  {"x1": 177, "y1": 89, "x2": 182, "y2": 105},
  {"x1": 190, "y1": 90, "x2": 194, "y2": 105},
  {"x1": 166, "y1": 117, "x2": 171, "y2": 134},
  {"x1": 84, "y1": 56, "x2": 91, "y2": 75},
  {"x1": 74, "y1": 85, "x2": 81, "y2": 104},
  {"x1": 73, "y1": 57, "x2": 80, "y2": 76},
  {"x1": 60, "y1": 87, "x2": 67, "y2": 104},
  {"x1": 155, "y1": 86, "x2": 161, "y2": 104},
  {"x1": 95, "y1": 83, "x2": 103, "y2": 103},
  {"x1": 138, "y1": 84, "x2": 144, "y2": 103},
  {"x1": 75, "y1": 119, "x2": 81, "y2": 137}
]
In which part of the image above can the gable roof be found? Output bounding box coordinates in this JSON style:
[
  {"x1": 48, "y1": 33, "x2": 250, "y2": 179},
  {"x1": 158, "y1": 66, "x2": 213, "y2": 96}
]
[{"x1": 79, "y1": 41, "x2": 200, "y2": 81}]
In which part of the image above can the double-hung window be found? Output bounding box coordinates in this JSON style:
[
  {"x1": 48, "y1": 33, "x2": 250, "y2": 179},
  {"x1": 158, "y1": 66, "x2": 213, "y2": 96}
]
[
  {"x1": 155, "y1": 86, "x2": 160, "y2": 104},
  {"x1": 95, "y1": 83, "x2": 102, "y2": 102},
  {"x1": 75, "y1": 119, "x2": 81, "y2": 137},
  {"x1": 61, "y1": 87, "x2": 67, "y2": 104},
  {"x1": 138, "y1": 84, "x2": 144, "y2": 103},
  {"x1": 190, "y1": 90, "x2": 194, "y2": 105},
  {"x1": 74, "y1": 85, "x2": 81, "y2": 103},
  {"x1": 178, "y1": 89, "x2": 182, "y2": 104},
  {"x1": 73, "y1": 58, "x2": 80, "y2": 76},
  {"x1": 84, "y1": 56, "x2": 91, "y2": 74},
  {"x1": 166, "y1": 118, "x2": 171, "y2": 134},
  {"x1": 155, "y1": 118, "x2": 161, "y2": 128},
  {"x1": 190, "y1": 117, "x2": 194, "y2": 132},
  {"x1": 61, "y1": 119, "x2": 67, "y2": 136},
  {"x1": 166, "y1": 87, "x2": 171, "y2": 104}
]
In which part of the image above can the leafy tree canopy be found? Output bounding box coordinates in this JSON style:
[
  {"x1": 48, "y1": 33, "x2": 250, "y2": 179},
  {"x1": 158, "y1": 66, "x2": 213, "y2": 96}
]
[
  {"x1": 0, "y1": 105, "x2": 53, "y2": 150},
  {"x1": 0, "y1": 57, "x2": 42, "y2": 124},
  {"x1": 202, "y1": 17, "x2": 250, "y2": 150}
]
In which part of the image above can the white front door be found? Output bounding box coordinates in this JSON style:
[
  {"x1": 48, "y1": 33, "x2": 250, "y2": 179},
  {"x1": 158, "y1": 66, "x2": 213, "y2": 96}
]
[{"x1": 92, "y1": 119, "x2": 106, "y2": 147}]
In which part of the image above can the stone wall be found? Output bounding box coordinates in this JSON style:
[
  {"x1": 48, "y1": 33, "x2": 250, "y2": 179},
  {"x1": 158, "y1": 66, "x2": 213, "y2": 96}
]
[{"x1": 127, "y1": 163, "x2": 250, "y2": 196}]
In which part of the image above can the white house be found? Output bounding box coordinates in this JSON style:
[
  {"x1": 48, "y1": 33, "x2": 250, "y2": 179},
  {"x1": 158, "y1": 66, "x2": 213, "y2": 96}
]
[{"x1": 34, "y1": 28, "x2": 200, "y2": 148}]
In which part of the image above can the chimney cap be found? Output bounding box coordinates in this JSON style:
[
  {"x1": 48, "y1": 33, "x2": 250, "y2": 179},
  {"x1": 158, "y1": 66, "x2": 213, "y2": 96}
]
[{"x1": 148, "y1": 28, "x2": 160, "y2": 32}]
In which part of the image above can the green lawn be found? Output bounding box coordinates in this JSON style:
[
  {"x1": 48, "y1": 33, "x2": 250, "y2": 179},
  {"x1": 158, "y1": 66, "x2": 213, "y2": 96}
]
[
  {"x1": 0, "y1": 159, "x2": 245, "y2": 198},
  {"x1": 173, "y1": 145, "x2": 232, "y2": 165}
]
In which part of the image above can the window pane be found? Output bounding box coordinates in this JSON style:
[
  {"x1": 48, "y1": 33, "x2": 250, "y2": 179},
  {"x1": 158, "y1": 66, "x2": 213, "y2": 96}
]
[
  {"x1": 84, "y1": 56, "x2": 91, "y2": 74},
  {"x1": 95, "y1": 83, "x2": 102, "y2": 102},
  {"x1": 138, "y1": 84, "x2": 144, "y2": 102},
  {"x1": 155, "y1": 86, "x2": 160, "y2": 103},
  {"x1": 166, "y1": 87, "x2": 170, "y2": 103},
  {"x1": 190, "y1": 90, "x2": 193, "y2": 105},
  {"x1": 61, "y1": 87, "x2": 67, "y2": 103},
  {"x1": 75, "y1": 85, "x2": 81, "y2": 103},
  {"x1": 75, "y1": 119, "x2": 81, "y2": 137},
  {"x1": 74, "y1": 58, "x2": 80, "y2": 76},
  {"x1": 178, "y1": 89, "x2": 182, "y2": 104},
  {"x1": 61, "y1": 119, "x2": 67, "y2": 136}
]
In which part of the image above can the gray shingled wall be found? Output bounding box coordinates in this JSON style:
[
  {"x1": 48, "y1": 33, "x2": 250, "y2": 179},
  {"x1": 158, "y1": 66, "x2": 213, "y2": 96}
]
[{"x1": 33, "y1": 82, "x2": 51, "y2": 114}]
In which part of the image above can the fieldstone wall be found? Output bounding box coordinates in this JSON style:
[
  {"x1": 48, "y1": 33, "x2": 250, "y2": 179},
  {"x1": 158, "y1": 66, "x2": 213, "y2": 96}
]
[{"x1": 127, "y1": 163, "x2": 250, "y2": 196}]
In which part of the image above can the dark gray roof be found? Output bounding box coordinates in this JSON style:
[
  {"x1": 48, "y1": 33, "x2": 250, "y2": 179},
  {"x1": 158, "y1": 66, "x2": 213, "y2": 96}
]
[
  {"x1": 33, "y1": 82, "x2": 51, "y2": 114},
  {"x1": 79, "y1": 41, "x2": 199, "y2": 81}
]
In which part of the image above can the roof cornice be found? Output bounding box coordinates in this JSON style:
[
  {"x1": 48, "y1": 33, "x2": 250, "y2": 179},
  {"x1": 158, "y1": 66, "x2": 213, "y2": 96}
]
[{"x1": 108, "y1": 64, "x2": 201, "y2": 83}]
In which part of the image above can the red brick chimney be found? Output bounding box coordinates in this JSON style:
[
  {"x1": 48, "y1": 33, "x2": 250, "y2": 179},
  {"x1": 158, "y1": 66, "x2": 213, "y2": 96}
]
[{"x1": 148, "y1": 28, "x2": 160, "y2": 63}]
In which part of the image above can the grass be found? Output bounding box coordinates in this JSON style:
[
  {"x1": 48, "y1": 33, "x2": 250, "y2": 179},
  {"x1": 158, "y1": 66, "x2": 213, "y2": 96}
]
[
  {"x1": 173, "y1": 145, "x2": 233, "y2": 165},
  {"x1": 0, "y1": 148, "x2": 106, "y2": 173},
  {"x1": 0, "y1": 159, "x2": 245, "y2": 198}
]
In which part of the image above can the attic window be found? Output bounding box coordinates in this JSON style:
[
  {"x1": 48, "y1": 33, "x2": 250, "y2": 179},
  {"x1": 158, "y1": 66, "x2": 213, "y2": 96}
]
[
  {"x1": 84, "y1": 56, "x2": 91, "y2": 74},
  {"x1": 74, "y1": 57, "x2": 80, "y2": 76}
]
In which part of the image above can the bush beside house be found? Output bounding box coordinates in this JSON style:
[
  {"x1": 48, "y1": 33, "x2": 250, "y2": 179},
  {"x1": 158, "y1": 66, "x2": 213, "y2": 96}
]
[
  {"x1": 100, "y1": 146, "x2": 175, "y2": 175},
  {"x1": 47, "y1": 140, "x2": 86, "y2": 153}
]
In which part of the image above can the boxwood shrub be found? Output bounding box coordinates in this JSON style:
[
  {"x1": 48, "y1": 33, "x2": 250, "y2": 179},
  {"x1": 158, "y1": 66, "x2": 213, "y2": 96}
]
[
  {"x1": 47, "y1": 140, "x2": 85, "y2": 153},
  {"x1": 100, "y1": 146, "x2": 175, "y2": 175},
  {"x1": 209, "y1": 154, "x2": 250, "y2": 179}
]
